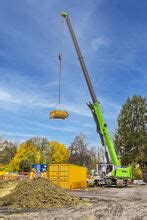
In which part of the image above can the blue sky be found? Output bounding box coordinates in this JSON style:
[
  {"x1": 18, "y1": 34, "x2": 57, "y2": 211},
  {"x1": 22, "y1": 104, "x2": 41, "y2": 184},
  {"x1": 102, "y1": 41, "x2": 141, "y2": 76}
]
[{"x1": 0, "y1": 0, "x2": 146, "y2": 148}]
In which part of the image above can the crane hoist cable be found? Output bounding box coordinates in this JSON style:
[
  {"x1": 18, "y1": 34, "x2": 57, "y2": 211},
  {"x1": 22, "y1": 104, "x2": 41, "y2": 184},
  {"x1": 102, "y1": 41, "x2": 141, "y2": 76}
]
[
  {"x1": 49, "y1": 53, "x2": 69, "y2": 120},
  {"x1": 49, "y1": 20, "x2": 69, "y2": 120},
  {"x1": 58, "y1": 53, "x2": 62, "y2": 105}
]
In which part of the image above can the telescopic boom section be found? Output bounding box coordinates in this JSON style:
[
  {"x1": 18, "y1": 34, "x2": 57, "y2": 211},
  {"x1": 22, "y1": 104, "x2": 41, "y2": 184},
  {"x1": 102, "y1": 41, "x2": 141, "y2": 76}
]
[
  {"x1": 61, "y1": 12, "x2": 97, "y2": 103},
  {"x1": 61, "y1": 12, "x2": 121, "y2": 166}
]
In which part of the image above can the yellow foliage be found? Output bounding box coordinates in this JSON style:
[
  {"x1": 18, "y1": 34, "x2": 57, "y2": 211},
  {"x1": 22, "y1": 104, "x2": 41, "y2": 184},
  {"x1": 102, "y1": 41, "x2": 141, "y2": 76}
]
[
  {"x1": 0, "y1": 164, "x2": 11, "y2": 172},
  {"x1": 49, "y1": 141, "x2": 69, "y2": 163},
  {"x1": 36, "y1": 151, "x2": 41, "y2": 164},
  {"x1": 8, "y1": 140, "x2": 69, "y2": 171},
  {"x1": 9, "y1": 140, "x2": 38, "y2": 171},
  {"x1": 134, "y1": 166, "x2": 143, "y2": 180}
]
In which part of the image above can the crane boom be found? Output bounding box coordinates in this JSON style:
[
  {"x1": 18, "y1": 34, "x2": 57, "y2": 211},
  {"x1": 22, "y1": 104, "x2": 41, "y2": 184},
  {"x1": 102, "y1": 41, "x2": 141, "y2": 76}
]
[
  {"x1": 61, "y1": 12, "x2": 133, "y2": 182},
  {"x1": 61, "y1": 12, "x2": 120, "y2": 166},
  {"x1": 61, "y1": 12, "x2": 97, "y2": 103}
]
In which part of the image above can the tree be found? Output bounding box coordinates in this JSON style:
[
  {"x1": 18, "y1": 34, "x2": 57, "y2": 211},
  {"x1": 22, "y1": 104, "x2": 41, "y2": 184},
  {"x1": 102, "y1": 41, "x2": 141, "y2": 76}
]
[
  {"x1": 144, "y1": 99, "x2": 147, "y2": 165},
  {"x1": 49, "y1": 141, "x2": 69, "y2": 163},
  {"x1": 97, "y1": 146, "x2": 106, "y2": 164},
  {"x1": 69, "y1": 135, "x2": 88, "y2": 166},
  {"x1": 30, "y1": 136, "x2": 49, "y2": 151},
  {"x1": 10, "y1": 140, "x2": 38, "y2": 171},
  {"x1": 68, "y1": 134, "x2": 97, "y2": 170},
  {"x1": 9, "y1": 138, "x2": 69, "y2": 171},
  {"x1": 114, "y1": 95, "x2": 146, "y2": 165},
  {"x1": 30, "y1": 136, "x2": 51, "y2": 164},
  {"x1": 19, "y1": 159, "x2": 32, "y2": 172},
  {"x1": 0, "y1": 140, "x2": 17, "y2": 164}
]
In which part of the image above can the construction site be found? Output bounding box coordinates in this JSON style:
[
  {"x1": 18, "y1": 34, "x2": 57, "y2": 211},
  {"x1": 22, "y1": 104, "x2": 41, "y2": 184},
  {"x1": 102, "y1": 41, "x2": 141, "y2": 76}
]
[
  {"x1": 0, "y1": 1, "x2": 147, "y2": 220},
  {"x1": 0, "y1": 175, "x2": 147, "y2": 219}
]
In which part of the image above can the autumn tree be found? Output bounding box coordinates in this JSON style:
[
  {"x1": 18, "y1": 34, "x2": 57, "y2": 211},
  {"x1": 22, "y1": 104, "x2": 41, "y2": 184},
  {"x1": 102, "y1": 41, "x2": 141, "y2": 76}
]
[
  {"x1": 30, "y1": 136, "x2": 51, "y2": 164},
  {"x1": 0, "y1": 139, "x2": 17, "y2": 164},
  {"x1": 49, "y1": 141, "x2": 69, "y2": 163},
  {"x1": 30, "y1": 138, "x2": 69, "y2": 164},
  {"x1": 114, "y1": 95, "x2": 146, "y2": 166},
  {"x1": 10, "y1": 140, "x2": 38, "y2": 172}
]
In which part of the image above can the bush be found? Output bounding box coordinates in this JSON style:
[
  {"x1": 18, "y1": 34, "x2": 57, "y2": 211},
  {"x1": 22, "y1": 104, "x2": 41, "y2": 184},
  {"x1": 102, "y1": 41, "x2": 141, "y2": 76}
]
[
  {"x1": 134, "y1": 167, "x2": 143, "y2": 180},
  {"x1": 19, "y1": 159, "x2": 32, "y2": 172}
]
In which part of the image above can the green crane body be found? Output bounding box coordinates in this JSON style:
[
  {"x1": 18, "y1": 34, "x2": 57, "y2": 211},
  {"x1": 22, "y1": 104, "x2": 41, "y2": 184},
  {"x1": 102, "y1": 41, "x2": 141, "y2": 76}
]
[{"x1": 61, "y1": 12, "x2": 133, "y2": 181}]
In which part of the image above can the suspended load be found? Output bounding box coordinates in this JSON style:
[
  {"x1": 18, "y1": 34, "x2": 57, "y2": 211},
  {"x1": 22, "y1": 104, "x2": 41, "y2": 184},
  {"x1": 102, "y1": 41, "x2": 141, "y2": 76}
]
[
  {"x1": 50, "y1": 109, "x2": 69, "y2": 119},
  {"x1": 49, "y1": 52, "x2": 69, "y2": 120}
]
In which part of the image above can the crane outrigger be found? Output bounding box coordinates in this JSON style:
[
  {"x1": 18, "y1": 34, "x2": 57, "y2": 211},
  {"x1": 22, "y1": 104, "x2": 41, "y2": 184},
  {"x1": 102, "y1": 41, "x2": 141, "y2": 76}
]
[{"x1": 61, "y1": 12, "x2": 132, "y2": 186}]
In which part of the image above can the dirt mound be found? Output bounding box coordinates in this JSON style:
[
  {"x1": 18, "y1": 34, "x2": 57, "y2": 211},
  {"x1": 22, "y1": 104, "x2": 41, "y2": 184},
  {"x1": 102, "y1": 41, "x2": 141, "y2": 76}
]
[
  {"x1": 0, "y1": 178, "x2": 79, "y2": 209},
  {"x1": 0, "y1": 179, "x2": 18, "y2": 198}
]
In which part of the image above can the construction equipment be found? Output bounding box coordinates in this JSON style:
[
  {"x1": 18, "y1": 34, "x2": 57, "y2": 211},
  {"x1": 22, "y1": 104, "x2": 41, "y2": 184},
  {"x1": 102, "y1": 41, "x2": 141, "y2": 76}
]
[{"x1": 61, "y1": 12, "x2": 133, "y2": 186}]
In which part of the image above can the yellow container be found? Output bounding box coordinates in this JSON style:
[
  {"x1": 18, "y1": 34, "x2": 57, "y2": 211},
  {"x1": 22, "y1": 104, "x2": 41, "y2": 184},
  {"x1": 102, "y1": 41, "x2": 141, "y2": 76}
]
[
  {"x1": 50, "y1": 110, "x2": 69, "y2": 119},
  {"x1": 48, "y1": 164, "x2": 87, "y2": 189}
]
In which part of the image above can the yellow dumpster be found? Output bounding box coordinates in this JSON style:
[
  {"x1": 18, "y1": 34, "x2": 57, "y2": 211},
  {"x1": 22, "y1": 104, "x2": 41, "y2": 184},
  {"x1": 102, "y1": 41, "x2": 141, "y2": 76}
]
[
  {"x1": 49, "y1": 110, "x2": 69, "y2": 119},
  {"x1": 48, "y1": 164, "x2": 87, "y2": 189}
]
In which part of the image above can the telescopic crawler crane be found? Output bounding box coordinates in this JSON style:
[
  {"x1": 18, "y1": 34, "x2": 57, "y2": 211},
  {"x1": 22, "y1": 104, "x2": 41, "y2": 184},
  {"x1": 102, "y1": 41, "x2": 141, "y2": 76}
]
[{"x1": 61, "y1": 12, "x2": 133, "y2": 186}]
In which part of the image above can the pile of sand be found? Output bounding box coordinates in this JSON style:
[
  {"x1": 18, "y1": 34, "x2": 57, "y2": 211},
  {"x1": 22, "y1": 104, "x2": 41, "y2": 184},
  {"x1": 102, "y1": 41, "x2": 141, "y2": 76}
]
[{"x1": 0, "y1": 178, "x2": 79, "y2": 209}]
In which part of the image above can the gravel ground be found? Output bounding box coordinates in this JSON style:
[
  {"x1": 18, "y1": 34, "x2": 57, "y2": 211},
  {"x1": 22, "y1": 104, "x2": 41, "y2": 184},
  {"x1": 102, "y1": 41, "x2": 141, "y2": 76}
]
[{"x1": 0, "y1": 185, "x2": 147, "y2": 220}]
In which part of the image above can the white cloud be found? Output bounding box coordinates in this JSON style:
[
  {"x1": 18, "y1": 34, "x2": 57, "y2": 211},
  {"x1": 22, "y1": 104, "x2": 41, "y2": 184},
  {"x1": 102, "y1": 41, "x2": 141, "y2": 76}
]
[
  {"x1": 91, "y1": 37, "x2": 110, "y2": 51},
  {"x1": 63, "y1": 103, "x2": 91, "y2": 117},
  {"x1": 83, "y1": 122, "x2": 95, "y2": 128},
  {"x1": 0, "y1": 130, "x2": 42, "y2": 138},
  {"x1": 0, "y1": 86, "x2": 121, "y2": 122},
  {"x1": 0, "y1": 89, "x2": 21, "y2": 104},
  {"x1": 0, "y1": 87, "x2": 92, "y2": 117},
  {"x1": 34, "y1": 122, "x2": 77, "y2": 133}
]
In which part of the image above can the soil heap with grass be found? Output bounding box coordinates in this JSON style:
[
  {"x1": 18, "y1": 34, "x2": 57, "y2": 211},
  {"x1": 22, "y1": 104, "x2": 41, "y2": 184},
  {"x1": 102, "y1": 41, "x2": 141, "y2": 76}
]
[{"x1": 0, "y1": 177, "x2": 79, "y2": 209}]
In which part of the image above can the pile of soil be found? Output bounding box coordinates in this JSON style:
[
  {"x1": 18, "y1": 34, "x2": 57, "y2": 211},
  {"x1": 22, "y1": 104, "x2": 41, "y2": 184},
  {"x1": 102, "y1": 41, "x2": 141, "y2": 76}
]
[
  {"x1": 0, "y1": 178, "x2": 79, "y2": 209},
  {"x1": 0, "y1": 180, "x2": 18, "y2": 198}
]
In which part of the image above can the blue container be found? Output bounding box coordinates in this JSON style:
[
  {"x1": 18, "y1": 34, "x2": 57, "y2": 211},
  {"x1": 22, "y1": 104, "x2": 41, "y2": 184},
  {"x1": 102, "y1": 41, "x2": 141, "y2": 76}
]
[{"x1": 32, "y1": 164, "x2": 47, "y2": 172}]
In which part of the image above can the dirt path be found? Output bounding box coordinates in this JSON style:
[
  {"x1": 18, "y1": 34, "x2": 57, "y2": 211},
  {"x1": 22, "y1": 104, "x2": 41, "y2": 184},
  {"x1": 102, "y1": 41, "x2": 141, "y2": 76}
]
[{"x1": 0, "y1": 185, "x2": 147, "y2": 219}]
